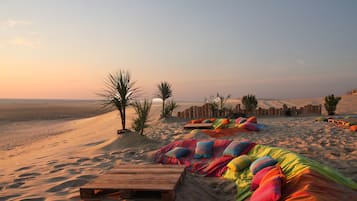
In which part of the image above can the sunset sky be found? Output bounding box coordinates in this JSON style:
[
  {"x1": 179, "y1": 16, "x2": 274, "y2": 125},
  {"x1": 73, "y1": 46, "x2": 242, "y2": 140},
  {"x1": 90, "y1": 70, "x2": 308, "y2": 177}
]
[{"x1": 1, "y1": 0, "x2": 356, "y2": 101}]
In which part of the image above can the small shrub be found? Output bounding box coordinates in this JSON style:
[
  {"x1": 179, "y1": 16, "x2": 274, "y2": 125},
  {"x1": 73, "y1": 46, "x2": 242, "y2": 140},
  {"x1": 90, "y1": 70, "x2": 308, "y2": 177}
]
[
  {"x1": 242, "y1": 94, "x2": 258, "y2": 115},
  {"x1": 324, "y1": 94, "x2": 341, "y2": 115},
  {"x1": 164, "y1": 100, "x2": 178, "y2": 117},
  {"x1": 132, "y1": 99, "x2": 152, "y2": 135}
]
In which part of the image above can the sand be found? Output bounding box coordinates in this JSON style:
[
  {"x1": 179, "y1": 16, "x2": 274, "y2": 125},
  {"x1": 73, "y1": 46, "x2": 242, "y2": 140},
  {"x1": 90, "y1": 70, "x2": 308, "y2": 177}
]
[{"x1": 0, "y1": 95, "x2": 357, "y2": 200}]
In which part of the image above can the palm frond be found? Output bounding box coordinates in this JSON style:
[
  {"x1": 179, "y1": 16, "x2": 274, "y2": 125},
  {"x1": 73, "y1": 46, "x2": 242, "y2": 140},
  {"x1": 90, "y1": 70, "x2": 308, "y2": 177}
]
[{"x1": 99, "y1": 70, "x2": 138, "y2": 130}]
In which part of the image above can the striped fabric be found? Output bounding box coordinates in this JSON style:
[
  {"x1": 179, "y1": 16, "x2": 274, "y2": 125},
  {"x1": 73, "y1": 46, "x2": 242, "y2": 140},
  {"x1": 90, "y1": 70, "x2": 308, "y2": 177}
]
[
  {"x1": 227, "y1": 155, "x2": 252, "y2": 172},
  {"x1": 250, "y1": 156, "x2": 278, "y2": 175}
]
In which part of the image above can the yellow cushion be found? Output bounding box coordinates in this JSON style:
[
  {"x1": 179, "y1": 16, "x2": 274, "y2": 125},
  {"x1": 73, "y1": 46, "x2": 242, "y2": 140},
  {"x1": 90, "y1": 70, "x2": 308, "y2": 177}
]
[{"x1": 227, "y1": 155, "x2": 252, "y2": 172}]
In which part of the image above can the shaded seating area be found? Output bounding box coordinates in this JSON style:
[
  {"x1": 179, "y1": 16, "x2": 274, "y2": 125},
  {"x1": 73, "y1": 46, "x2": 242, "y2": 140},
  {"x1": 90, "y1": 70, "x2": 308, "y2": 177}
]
[
  {"x1": 184, "y1": 116, "x2": 264, "y2": 137},
  {"x1": 316, "y1": 115, "x2": 357, "y2": 131}
]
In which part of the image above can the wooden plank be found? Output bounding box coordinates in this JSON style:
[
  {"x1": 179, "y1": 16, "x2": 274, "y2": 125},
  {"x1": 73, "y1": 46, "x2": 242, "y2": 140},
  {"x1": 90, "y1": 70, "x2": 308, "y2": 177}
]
[
  {"x1": 86, "y1": 178, "x2": 180, "y2": 186},
  {"x1": 80, "y1": 164, "x2": 185, "y2": 201},
  {"x1": 111, "y1": 164, "x2": 185, "y2": 169},
  {"x1": 107, "y1": 168, "x2": 184, "y2": 174}
]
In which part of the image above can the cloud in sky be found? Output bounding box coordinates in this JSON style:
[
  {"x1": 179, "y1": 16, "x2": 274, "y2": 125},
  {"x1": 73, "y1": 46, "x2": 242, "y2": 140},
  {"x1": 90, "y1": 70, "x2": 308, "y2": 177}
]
[
  {"x1": 2, "y1": 19, "x2": 32, "y2": 28},
  {"x1": 8, "y1": 37, "x2": 40, "y2": 48},
  {"x1": 1, "y1": 19, "x2": 41, "y2": 48}
]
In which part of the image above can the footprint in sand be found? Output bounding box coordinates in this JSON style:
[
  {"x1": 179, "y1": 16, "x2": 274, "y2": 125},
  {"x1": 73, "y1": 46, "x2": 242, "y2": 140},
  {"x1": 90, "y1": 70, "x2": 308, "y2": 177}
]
[
  {"x1": 0, "y1": 194, "x2": 21, "y2": 200},
  {"x1": 46, "y1": 176, "x2": 68, "y2": 183},
  {"x1": 77, "y1": 175, "x2": 97, "y2": 180},
  {"x1": 53, "y1": 162, "x2": 77, "y2": 169},
  {"x1": 49, "y1": 168, "x2": 64, "y2": 174},
  {"x1": 67, "y1": 168, "x2": 82, "y2": 175},
  {"x1": 76, "y1": 157, "x2": 91, "y2": 163},
  {"x1": 84, "y1": 140, "x2": 106, "y2": 147},
  {"x1": 19, "y1": 198, "x2": 45, "y2": 201},
  {"x1": 15, "y1": 166, "x2": 33, "y2": 172},
  {"x1": 13, "y1": 172, "x2": 41, "y2": 183},
  {"x1": 8, "y1": 182, "x2": 25, "y2": 188},
  {"x1": 19, "y1": 172, "x2": 41, "y2": 178},
  {"x1": 91, "y1": 154, "x2": 111, "y2": 162},
  {"x1": 94, "y1": 161, "x2": 114, "y2": 170},
  {"x1": 47, "y1": 160, "x2": 58, "y2": 165},
  {"x1": 46, "y1": 179, "x2": 87, "y2": 192}
]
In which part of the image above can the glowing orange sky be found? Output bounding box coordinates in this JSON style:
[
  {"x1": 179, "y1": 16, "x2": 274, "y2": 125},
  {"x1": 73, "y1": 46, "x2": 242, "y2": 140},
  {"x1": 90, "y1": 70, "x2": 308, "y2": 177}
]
[{"x1": 1, "y1": 1, "x2": 356, "y2": 100}]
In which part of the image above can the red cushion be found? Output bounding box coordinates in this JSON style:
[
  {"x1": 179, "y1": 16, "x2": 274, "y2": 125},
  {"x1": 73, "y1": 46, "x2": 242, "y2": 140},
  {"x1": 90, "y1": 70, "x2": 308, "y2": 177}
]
[
  {"x1": 251, "y1": 166, "x2": 275, "y2": 191},
  {"x1": 246, "y1": 116, "x2": 257, "y2": 123},
  {"x1": 250, "y1": 175, "x2": 282, "y2": 201}
]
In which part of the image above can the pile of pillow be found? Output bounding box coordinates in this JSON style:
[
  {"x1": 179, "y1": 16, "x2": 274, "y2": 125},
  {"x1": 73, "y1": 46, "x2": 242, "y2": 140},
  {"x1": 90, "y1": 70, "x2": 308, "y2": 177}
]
[
  {"x1": 213, "y1": 118, "x2": 231, "y2": 129},
  {"x1": 250, "y1": 156, "x2": 284, "y2": 201},
  {"x1": 225, "y1": 153, "x2": 284, "y2": 201},
  {"x1": 164, "y1": 140, "x2": 253, "y2": 160},
  {"x1": 235, "y1": 116, "x2": 261, "y2": 131},
  {"x1": 165, "y1": 147, "x2": 190, "y2": 158}
]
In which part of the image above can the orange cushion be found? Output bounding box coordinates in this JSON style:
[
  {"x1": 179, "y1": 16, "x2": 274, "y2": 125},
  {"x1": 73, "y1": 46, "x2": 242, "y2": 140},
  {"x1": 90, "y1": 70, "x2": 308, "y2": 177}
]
[
  {"x1": 222, "y1": 118, "x2": 230, "y2": 124},
  {"x1": 191, "y1": 119, "x2": 203, "y2": 124},
  {"x1": 246, "y1": 116, "x2": 257, "y2": 124},
  {"x1": 350, "y1": 125, "x2": 357, "y2": 132}
]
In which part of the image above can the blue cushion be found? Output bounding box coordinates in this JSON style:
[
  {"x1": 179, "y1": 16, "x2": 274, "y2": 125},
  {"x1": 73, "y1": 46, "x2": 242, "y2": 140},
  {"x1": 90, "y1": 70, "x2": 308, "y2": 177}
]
[
  {"x1": 223, "y1": 141, "x2": 251, "y2": 157},
  {"x1": 165, "y1": 147, "x2": 190, "y2": 158},
  {"x1": 250, "y1": 156, "x2": 278, "y2": 175},
  {"x1": 194, "y1": 141, "x2": 214, "y2": 159}
]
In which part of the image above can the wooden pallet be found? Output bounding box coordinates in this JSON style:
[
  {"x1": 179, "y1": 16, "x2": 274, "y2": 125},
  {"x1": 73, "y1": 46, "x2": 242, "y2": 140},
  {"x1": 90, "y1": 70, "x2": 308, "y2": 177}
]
[{"x1": 80, "y1": 164, "x2": 186, "y2": 201}]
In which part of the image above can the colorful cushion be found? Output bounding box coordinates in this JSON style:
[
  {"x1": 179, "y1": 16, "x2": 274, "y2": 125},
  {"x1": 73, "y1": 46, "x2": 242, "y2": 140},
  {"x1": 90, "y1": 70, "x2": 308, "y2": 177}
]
[
  {"x1": 350, "y1": 125, "x2": 357, "y2": 132},
  {"x1": 203, "y1": 155, "x2": 233, "y2": 175},
  {"x1": 194, "y1": 141, "x2": 214, "y2": 159},
  {"x1": 165, "y1": 147, "x2": 190, "y2": 158},
  {"x1": 215, "y1": 118, "x2": 230, "y2": 129},
  {"x1": 202, "y1": 119, "x2": 212, "y2": 123},
  {"x1": 246, "y1": 116, "x2": 257, "y2": 123},
  {"x1": 238, "y1": 122, "x2": 259, "y2": 131},
  {"x1": 235, "y1": 117, "x2": 247, "y2": 124},
  {"x1": 250, "y1": 175, "x2": 282, "y2": 201},
  {"x1": 250, "y1": 156, "x2": 278, "y2": 175},
  {"x1": 227, "y1": 155, "x2": 252, "y2": 172},
  {"x1": 191, "y1": 119, "x2": 203, "y2": 124},
  {"x1": 251, "y1": 166, "x2": 275, "y2": 191},
  {"x1": 223, "y1": 141, "x2": 251, "y2": 157}
]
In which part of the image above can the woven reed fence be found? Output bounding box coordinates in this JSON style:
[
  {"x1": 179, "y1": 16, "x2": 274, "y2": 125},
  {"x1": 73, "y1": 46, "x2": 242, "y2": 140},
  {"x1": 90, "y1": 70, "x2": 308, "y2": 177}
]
[{"x1": 177, "y1": 103, "x2": 321, "y2": 119}]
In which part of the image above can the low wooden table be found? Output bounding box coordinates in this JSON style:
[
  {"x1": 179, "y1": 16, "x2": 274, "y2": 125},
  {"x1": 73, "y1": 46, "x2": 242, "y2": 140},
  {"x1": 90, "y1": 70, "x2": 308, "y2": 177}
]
[{"x1": 80, "y1": 164, "x2": 186, "y2": 201}]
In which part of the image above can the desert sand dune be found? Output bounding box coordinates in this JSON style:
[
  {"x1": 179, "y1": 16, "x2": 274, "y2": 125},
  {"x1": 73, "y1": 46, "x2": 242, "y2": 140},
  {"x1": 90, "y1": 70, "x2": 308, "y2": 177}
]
[{"x1": 0, "y1": 96, "x2": 356, "y2": 200}]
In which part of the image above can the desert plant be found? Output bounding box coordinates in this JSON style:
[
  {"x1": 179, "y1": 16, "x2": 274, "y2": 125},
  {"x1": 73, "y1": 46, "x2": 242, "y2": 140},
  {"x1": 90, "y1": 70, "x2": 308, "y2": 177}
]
[
  {"x1": 324, "y1": 94, "x2": 341, "y2": 115},
  {"x1": 156, "y1": 81, "x2": 172, "y2": 118},
  {"x1": 216, "y1": 93, "x2": 231, "y2": 115},
  {"x1": 164, "y1": 100, "x2": 179, "y2": 117},
  {"x1": 100, "y1": 70, "x2": 137, "y2": 132},
  {"x1": 205, "y1": 93, "x2": 231, "y2": 117},
  {"x1": 242, "y1": 94, "x2": 258, "y2": 115},
  {"x1": 132, "y1": 99, "x2": 152, "y2": 135}
]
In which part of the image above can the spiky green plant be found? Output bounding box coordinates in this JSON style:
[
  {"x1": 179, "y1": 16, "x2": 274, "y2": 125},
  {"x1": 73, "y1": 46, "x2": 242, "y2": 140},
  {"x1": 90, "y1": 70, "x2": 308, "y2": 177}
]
[
  {"x1": 164, "y1": 100, "x2": 179, "y2": 117},
  {"x1": 99, "y1": 70, "x2": 137, "y2": 131},
  {"x1": 132, "y1": 99, "x2": 152, "y2": 135},
  {"x1": 242, "y1": 94, "x2": 258, "y2": 115},
  {"x1": 156, "y1": 81, "x2": 172, "y2": 118},
  {"x1": 324, "y1": 94, "x2": 341, "y2": 115}
]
